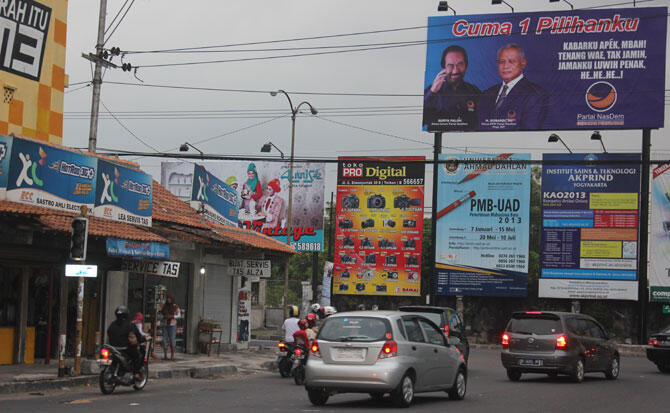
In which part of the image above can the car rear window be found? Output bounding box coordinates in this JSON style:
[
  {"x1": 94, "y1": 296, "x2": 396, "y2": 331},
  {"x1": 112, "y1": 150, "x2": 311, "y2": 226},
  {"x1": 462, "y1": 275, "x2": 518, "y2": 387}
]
[
  {"x1": 411, "y1": 312, "x2": 442, "y2": 327},
  {"x1": 507, "y1": 314, "x2": 563, "y2": 335},
  {"x1": 319, "y1": 317, "x2": 391, "y2": 342}
]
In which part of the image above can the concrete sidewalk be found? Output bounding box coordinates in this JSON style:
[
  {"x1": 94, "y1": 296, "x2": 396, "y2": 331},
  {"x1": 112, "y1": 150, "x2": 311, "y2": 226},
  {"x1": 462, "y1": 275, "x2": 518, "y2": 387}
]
[{"x1": 0, "y1": 348, "x2": 277, "y2": 394}]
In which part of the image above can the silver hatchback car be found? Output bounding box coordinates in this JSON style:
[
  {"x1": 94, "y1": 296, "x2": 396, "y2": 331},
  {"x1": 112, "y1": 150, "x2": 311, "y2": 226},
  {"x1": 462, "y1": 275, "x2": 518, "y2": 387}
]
[{"x1": 305, "y1": 311, "x2": 467, "y2": 407}]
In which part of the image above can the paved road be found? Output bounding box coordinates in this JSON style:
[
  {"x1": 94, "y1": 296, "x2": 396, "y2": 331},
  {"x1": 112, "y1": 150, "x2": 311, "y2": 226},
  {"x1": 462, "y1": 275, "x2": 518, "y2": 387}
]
[{"x1": 0, "y1": 349, "x2": 666, "y2": 412}]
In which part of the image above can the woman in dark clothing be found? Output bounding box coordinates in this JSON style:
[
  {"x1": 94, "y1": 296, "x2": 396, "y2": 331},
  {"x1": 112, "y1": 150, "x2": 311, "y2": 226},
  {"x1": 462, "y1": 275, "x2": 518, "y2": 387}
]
[{"x1": 160, "y1": 293, "x2": 180, "y2": 361}]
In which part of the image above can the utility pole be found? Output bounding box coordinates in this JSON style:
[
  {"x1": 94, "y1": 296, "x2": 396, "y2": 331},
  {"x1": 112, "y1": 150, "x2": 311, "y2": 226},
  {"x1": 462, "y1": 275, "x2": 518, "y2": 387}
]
[
  {"x1": 88, "y1": 0, "x2": 108, "y2": 153},
  {"x1": 429, "y1": 132, "x2": 442, "y2": 306}
]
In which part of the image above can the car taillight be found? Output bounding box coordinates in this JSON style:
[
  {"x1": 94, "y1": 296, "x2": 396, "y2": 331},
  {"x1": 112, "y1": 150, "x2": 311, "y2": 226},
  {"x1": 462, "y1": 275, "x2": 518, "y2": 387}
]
[
  {"x1": 100, "y1": 348, "x2": 110, "y2": 359},
  {"x1": 443, "y1": 324, "x2": 450, "y2": 338},
  {"x1": 310, "y1": 340, "x2": 321, "y2": 358},
  {"x1": 556, "y1": 335, "x2": 568, "y2": 349},
  {"x1": 278, "y1": 342, "x2": 286, "y2": 351},
  {"x1": 649, "y1": 338, "x2": 659, "y2": 346},
  {"x1": 378, "y1": 340, "x2": 398, "y2": 359},
  {"x1": 501, "y1": 333, "x2": 509, "y2": 349},
  {"x1": 295, "y1": 348, "x2": 302, "y2": 356}
]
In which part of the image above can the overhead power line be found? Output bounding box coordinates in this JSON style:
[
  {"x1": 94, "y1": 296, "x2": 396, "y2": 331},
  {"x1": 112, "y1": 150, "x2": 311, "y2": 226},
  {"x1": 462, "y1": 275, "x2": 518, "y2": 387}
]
[{"x1": 123, "y1": 0, "x2": 659, "y2": 56}]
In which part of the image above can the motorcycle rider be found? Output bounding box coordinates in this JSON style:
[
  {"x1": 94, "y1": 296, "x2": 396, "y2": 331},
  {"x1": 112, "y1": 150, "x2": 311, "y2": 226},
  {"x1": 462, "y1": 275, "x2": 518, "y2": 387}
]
[
  {"x1": 293, "y1": 319, "x2": 310, "y2": 348},
  {"x1": 305, "y1": 313, "x2": 318, "y2": 342},
  {"x1": 107, "y1": 306, "x2": 145, "y2": 380},
  {"x1": 310, "y1": 303, "x2": 324, "y2": 320},
  {"x1": 282, "y1": 305, "x2": 300, "y2": 349}
]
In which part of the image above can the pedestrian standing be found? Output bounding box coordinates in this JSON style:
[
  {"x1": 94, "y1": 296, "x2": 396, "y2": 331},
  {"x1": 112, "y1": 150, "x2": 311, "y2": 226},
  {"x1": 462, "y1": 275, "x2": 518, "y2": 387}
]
[{"x1": 160, "y1": 293, "x2": 180, "y2": 361}]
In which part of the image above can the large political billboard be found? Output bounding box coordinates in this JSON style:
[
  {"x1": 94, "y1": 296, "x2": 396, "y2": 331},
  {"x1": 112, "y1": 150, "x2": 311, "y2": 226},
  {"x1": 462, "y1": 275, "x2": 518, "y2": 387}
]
[
  {"x1": 333, "y1": 157, "x2": 424, "y2": 296},
  {"x1": 161, "y1": 161, "x2": 325, "y2": 252},
  {"x1": 435, "y1": 154, "x2": 531, "y2": 297},
  {"x1": 6, "y1": 137, "x2": 96, "y2": 214},
  {"x1": 649, "y1": 164, "x2": 670, "y2": 302},
  {"x1": 423, "y1": 7, "x2": 667, "y2": 132},
  {"x1": 539, "y1": 153, "x2": 640, "y2": 300},
  {"x1": 93, "y1": 159, "x2": 153, "y2": 227},
  {"x1": 190, "y1": 164, "x2": 238, "y2": 227}
]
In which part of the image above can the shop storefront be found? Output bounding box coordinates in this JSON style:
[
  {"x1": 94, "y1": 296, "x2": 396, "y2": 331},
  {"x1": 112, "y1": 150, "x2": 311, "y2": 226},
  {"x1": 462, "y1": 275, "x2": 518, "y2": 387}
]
[{"x1": 126, "y1": 262, "x2": 191, "y2": 353}]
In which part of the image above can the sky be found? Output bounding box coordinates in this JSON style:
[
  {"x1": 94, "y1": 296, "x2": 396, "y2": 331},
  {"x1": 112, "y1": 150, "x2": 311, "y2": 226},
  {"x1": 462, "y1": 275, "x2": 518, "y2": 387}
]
[{"x1": 62, "y1": 0, "x2": 670, "y2": 208}]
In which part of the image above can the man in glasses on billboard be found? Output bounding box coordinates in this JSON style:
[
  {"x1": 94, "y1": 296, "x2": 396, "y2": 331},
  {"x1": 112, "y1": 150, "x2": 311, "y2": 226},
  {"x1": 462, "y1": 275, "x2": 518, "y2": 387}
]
[
  {"x1": 478, "y1": 43, "x2": 549, "y2": 131},
  {"x1": 423, "y1": 45, "x2": 481, "y2": 131}
]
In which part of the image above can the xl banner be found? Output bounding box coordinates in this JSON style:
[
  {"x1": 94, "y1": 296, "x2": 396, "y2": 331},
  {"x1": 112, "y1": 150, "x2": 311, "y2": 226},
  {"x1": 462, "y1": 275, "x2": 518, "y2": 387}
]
[
  {"x1": 333, "y1": 157, "x2": 424, "y2": 296},
  {"x1": 539, "y1": 153, "x2": 640, "y2": 300},
  {"x1": 190, "y1": 164, "x2": 238, "y2": 227},
  {"x1": 649, "y1": 164, "x2": 670, "y2": 302},
  {"x1": 161, "y1": 161, "x2": 325, "y2": 252},
  {"x1": 93, "y1": 159, "x2": 152, "y2": 227},
  {"x1": 423, "y1": 7, "x2": 667, "y2": 132},
  {"x1": 6, "y1": 137, "x2": 96, "y2": 214},
  {"x1": 0, "y1": 135, "x2": 12, "y2": 200},
  {"x1": 435, "y1": 154, "x2": 531, "y2": 297}
]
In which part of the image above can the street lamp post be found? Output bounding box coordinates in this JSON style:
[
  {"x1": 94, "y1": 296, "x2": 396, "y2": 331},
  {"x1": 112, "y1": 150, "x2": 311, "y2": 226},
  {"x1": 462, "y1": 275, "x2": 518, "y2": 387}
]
[{"x1": 270, "y1": 90, "x2": 318, "y2": 318}]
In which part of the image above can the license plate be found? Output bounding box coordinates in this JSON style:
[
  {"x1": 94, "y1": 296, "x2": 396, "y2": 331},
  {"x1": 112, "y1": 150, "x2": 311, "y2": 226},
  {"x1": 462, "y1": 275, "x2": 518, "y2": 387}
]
[
  {"x1": 335, "y1": 348, "x2": 365, "y2": 360},
  {"x1": 518, "y1": 359, "x2": 543, "y2": 366},
  {"x1": 97, "y1": 359, "x2": 112, "y2": 365}
]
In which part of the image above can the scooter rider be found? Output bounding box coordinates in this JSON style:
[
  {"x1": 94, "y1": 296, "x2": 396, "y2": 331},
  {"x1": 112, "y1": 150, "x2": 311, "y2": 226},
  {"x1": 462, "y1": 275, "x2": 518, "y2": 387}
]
[
  {"x1": 282, "y1": 305, "x2": 300, "y2": 349},
  {"x1": 107, "y1": 306, "x2": 145, "y2": 379}
]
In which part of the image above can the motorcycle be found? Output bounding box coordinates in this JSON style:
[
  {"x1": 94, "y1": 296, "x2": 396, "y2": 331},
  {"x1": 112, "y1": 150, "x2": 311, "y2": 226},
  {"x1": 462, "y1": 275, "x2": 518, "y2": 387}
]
[
  {"x1": 98, "y1": 337, "x2": 151, "y2": 394},
  {"x1": 292, "y1": 344, "x2": 308, "y2": 385},
  {"x1": 277, "y1": 340, "x2": 293, "y2": 378}
]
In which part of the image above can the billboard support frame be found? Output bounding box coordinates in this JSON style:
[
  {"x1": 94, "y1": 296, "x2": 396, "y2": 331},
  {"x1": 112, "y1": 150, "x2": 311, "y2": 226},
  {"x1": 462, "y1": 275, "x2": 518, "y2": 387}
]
[
  {"x1": 639, "y1": 128, "x2": 651, "y2": 344},
  {"x1": 430, "y1": 132, "x2": 442, "y2": 306}
]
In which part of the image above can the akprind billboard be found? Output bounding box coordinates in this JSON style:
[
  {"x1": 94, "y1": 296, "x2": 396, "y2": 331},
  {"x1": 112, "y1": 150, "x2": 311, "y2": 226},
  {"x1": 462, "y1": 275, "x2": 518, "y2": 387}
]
[
  {"x1": 161, "y1": 161, "x2": 325, "y2": 252},
  {"x1": 423, "y1": 7, "x2": 666, "y2": 132},
  {"x1": 333, "y1": 157, "x2": 424, "y2": 297},
  {"x1": 539, "y1": 153, "x2": 640, "y2": 300},
  {"x1": 435, "y1": 154, "x2": 531, "y2": 297}
]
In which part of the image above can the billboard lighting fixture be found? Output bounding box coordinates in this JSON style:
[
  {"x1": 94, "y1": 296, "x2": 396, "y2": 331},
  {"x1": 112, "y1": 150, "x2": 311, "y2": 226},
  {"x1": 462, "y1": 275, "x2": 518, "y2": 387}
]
[
  {"x1": 437, "y1": 1, "x2": 456, "y2": 14},
  {"x1": 549, "y1": 0, "x2": 574, "y2": 10},
  {"x1": 261, "y1": 142, "x2": 285, "y2": 159},
  {"x1": 548, "y1": 133, "x2": 573, "y2": 153},
  {"x1": 590, "y1": 131, "x2": 607, "y2": 153},
  {"x1": 491, "y1": 0, "x2": 514, "y2": 13},
  {"x1": 179, "y1": 142, "x2": 204, "y2": 159}
]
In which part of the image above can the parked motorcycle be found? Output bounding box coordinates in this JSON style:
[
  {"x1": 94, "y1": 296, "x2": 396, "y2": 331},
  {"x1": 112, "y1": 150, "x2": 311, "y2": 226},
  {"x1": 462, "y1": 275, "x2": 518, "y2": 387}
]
[
  {"x1": 277, "y1": 340, "x2": 293, "y2": 378},
  {"x1": 98, "y1": 337, "x2": 151, "y2": 394},
  {"x1": 292, "y1": 344, "x2": 308, "y2": 385}
]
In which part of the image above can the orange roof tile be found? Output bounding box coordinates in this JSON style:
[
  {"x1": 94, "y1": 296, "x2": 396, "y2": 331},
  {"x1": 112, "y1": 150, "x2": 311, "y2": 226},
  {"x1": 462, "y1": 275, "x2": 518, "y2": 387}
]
[
  {"x1": 151, "y1": 180, "x2": 211, "y2": 229},
  {"x1": 0, "y1": 199, "x2": 166, "y2": 242},
  {"x1": 213, "y1": 224, "x2": 296, "y2": 254}
]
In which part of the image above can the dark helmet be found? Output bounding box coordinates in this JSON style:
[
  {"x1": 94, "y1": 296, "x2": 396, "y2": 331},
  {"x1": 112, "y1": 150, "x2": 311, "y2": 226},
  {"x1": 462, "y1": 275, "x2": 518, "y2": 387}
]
[
  {"x1": 287, "y1": 305, "x2": 299, "y2": 318},
  {"x1": 115, "y1": 306, "x2": 129, "y2": 320},
  {"x1": 298, "y1": 319, "x2": 309, "y2": 330}
]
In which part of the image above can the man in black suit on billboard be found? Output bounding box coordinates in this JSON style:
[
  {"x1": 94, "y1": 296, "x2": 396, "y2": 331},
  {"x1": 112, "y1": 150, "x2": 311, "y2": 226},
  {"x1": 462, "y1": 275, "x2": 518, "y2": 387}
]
[
  {"x1": 423, "y1": 45, "x2": 481, "y2": 131},
  {"x1": 478, "y1": 44, "x2": 549, "y2": 131}
]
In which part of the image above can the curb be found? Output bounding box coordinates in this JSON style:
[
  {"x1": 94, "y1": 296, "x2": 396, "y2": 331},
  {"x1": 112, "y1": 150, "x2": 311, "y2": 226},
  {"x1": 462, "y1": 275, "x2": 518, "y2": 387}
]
[{"x1": 0, "y1": 364, "x2": 240, "y2": 395}]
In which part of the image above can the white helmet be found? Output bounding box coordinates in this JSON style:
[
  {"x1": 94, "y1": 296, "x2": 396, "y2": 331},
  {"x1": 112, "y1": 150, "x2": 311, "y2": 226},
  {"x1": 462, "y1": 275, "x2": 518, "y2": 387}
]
[
  {"x1": 310, "y1": 303, "x2": 321, "y2": 313},
  {"x1": 323, "y1": 306, "x2": 337, "y2": 316}
]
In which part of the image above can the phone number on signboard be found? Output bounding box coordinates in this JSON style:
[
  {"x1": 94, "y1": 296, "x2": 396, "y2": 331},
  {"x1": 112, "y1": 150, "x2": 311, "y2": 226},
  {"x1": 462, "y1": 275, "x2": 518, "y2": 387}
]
[{"x1": 290, "y1": 242, "x2": 322, "y2": 251}]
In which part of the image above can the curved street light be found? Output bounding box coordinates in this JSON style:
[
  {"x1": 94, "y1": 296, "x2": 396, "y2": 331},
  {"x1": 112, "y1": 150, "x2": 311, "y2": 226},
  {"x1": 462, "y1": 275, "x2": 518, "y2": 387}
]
[{"x1": 270, "y1": 89, "x2": 318, "y2": 316}]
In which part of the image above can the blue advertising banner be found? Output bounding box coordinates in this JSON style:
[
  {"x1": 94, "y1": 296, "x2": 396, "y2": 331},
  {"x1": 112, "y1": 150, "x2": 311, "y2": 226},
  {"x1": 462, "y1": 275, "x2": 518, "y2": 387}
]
[
  {"x1": 6, "y1": 137, "x2": 96, "y2": 213},
  {"x1": 190, "y1": 164, "x2": 238, "y2": 227},
  {"x1": 423, "y1": 7, "x2": 667, "y2": 132},
  {"x1": 106, "y1": 237, "x2": 169, "y2": 259},
  {"x1": 93, "y1": 159, "x2": 153, "y2": 227},
  {"x1": 539, "y1": 153, "x2": 640, "y2": 300},
  {"x1": 0, "y1": 135, "x2": 12, "y2": 200},
  {"x1": 435, "y1": 154, "x2": 531, "y2": 297}
]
